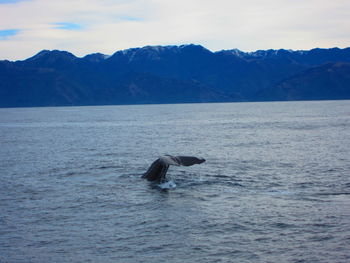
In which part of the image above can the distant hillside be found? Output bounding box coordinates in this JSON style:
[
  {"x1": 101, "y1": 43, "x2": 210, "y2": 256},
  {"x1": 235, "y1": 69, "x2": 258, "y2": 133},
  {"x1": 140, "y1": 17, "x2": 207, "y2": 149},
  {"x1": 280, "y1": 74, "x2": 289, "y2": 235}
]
[
  {"x1": 1, "y1": 44, "x2": 350, "y2": 107},
  {"x1": 255, "y1": 62, "x2": 350, "y2": 101}
]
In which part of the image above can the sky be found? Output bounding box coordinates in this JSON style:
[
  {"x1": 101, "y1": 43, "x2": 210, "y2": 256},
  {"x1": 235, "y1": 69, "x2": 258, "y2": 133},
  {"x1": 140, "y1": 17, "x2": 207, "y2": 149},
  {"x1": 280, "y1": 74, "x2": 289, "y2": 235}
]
[{"x1": 0, "y1": 0, "x2": 349, "y2": 60}]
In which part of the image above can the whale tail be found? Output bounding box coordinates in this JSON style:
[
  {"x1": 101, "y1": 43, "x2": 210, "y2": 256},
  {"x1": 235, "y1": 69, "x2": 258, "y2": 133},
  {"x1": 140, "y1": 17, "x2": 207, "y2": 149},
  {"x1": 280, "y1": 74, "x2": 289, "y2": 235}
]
[
  {"x1": 142, "y1": 155, "x2": 205, "y2": 182},
  {"x1": 174, "y1": 156, "x2": 206, "y2": 166}
]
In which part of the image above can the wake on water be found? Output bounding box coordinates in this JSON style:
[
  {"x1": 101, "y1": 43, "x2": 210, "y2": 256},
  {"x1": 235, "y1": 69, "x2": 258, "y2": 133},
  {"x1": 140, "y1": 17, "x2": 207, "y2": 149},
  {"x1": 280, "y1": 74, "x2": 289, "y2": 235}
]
[{"x1": 157, "y1": 180, "x2": 177, "y2": 190}]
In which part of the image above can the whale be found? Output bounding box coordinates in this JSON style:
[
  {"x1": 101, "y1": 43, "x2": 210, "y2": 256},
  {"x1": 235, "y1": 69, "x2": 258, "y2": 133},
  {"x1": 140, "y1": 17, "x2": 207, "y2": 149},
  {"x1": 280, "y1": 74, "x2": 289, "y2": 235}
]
[{"x1": 142, "y1": 155, "x2": 206, "y2": 183}]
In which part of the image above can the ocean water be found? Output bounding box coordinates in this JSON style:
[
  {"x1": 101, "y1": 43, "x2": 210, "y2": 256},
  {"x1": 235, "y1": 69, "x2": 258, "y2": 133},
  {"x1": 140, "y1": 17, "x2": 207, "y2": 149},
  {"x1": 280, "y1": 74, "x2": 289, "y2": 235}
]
[{"x1": 0, "y1": 100, "x2": 350, "y2": 263}]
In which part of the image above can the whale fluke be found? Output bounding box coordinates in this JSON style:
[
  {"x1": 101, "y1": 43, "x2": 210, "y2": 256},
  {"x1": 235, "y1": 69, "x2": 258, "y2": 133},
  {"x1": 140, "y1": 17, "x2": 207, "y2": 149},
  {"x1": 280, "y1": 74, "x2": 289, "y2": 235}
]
[{"x1": 142, "y1": 155, "x2": 205, "y2": 183}]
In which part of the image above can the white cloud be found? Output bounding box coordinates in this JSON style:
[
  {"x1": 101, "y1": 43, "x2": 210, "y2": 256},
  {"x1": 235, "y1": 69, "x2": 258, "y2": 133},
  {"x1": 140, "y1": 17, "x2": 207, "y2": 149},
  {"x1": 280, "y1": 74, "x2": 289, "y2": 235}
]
[{"x1": 0, "y1": 0, "x2": 349, "y2": 60}]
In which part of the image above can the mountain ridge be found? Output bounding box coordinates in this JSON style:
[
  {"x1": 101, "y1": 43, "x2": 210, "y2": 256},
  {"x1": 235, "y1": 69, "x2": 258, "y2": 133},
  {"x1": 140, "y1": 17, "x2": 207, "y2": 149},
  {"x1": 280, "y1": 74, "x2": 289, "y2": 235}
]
[{"x1": 1, "y1": 44, "x2": 350, "y2": 107}]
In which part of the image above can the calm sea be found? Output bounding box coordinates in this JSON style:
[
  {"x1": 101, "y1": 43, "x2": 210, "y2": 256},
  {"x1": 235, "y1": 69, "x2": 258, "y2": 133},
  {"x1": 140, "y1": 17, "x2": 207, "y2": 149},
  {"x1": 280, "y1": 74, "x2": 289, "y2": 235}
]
[{"x1": 0, "y1": 101, "x2": 350, "y2": 263}]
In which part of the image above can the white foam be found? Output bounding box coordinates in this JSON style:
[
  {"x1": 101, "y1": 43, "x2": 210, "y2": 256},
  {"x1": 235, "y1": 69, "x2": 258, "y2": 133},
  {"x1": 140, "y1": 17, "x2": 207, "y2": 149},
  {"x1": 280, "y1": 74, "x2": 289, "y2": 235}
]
[{"x1": 158, "y1": 180, "x2": 177, "y2": 190}]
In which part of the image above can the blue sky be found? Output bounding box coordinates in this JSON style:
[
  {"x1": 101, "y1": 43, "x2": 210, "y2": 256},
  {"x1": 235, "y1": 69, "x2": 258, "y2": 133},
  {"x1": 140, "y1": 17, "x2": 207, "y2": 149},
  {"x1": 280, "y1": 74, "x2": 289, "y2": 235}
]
[
  {"x1": 0, "y1": 0, "x2": 349, "y2": 60},
  {"x1": 0, "y1": 29, "x2": 19, "y2": 40},
  {"x1": 52, "y1": 22, "x2": 83, "y2": 31},
  {"x1": 0, "y1": 0, "x2": 26, "y2": 3}
]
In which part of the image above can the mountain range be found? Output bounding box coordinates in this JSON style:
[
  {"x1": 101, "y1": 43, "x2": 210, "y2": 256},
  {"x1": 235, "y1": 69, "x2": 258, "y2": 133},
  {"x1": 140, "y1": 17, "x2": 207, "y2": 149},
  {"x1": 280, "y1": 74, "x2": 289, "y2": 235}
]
[{"x1": 1, "y1": 44, "x2": 350, "y2": 107}]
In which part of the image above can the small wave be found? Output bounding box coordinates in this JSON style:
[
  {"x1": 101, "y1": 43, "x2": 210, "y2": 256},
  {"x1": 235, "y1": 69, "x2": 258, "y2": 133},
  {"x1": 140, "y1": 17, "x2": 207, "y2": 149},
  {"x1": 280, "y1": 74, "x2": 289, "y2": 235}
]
[
  {"x1": 97, "y1": 165, "x2": 120, "y2": 169},
  {"x1": 310, "y1": 223, "x2": 337, "y2": 228},
  {"x1": 309, "y1": 235, "x2": 334, "y2": 242},
  {"x1": 314, "y1": 192, "x2": 350, "y2": 196},
  {"x1": 225, "y1": 182, "x2": 245, "y2": 187},
  {"x1": 270, "y1": 222, "x2": 296, "y2": 229},
  {"x1": 265, "y1": 190, "x2": 295, "y2": 196},
  {"x1": 64, "y1": 171, "x2": 85, "y2": 176},
  {"x1": 213, "y1": 174, "x2": 232, "y2": 178}
]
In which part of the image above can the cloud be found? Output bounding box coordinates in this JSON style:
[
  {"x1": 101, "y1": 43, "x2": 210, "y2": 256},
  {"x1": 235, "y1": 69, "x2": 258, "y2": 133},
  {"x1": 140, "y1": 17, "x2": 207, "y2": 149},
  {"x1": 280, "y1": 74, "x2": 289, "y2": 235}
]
[{"x1": 0, "y1": 0, "x2": 350, "y2": 60}]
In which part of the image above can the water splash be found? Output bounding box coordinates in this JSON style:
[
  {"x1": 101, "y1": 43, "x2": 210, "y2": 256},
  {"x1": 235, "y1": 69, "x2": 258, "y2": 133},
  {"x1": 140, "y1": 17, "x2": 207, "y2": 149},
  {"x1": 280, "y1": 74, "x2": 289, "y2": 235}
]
[{"x1": 157, "y1": 180, "x2": 177, "y2": 190}]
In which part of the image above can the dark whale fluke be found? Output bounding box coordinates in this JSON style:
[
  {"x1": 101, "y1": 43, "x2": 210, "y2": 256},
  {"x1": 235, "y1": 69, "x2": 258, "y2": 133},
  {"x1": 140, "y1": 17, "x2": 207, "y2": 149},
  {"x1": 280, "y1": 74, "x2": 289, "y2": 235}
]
[{"x1": 142, "y1": 155, "x2": 205, "y2": 183}]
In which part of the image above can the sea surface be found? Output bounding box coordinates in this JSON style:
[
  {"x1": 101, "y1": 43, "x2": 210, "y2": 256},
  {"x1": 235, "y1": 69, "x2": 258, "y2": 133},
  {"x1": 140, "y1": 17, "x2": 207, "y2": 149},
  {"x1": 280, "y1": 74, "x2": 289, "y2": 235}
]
[{"x1": 0, "y1": 100, "x2": 350, "y2": 263}]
